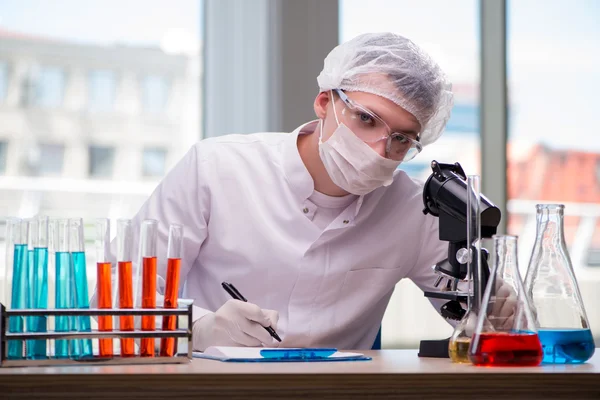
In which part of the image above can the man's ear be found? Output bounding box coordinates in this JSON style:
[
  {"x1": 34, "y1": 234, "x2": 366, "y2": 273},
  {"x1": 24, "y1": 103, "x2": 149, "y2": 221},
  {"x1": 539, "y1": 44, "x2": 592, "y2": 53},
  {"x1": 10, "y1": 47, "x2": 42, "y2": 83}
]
[{"x1": 313, "y1": 91, "x2": 331, "y2": 120}]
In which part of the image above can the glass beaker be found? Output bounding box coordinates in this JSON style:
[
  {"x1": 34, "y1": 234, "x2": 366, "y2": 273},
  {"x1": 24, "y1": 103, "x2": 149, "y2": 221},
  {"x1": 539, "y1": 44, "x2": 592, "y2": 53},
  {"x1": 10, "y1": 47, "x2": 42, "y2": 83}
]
[
  {"x1": 469, "y1": 235, "x2": 542, "y2": 366},
  {"x1": 449, "y1": 175, "x2": 482, "y2": 363},
  {"x1": 524, "y1": 204, "x2": 595, "y2": 364}
]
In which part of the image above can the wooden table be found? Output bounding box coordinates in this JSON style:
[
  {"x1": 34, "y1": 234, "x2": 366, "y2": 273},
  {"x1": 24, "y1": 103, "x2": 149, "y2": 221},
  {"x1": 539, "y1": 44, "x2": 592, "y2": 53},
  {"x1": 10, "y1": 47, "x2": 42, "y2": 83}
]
[{"x1": 1, "y1": 350, "x2": 599, "y2": 399}]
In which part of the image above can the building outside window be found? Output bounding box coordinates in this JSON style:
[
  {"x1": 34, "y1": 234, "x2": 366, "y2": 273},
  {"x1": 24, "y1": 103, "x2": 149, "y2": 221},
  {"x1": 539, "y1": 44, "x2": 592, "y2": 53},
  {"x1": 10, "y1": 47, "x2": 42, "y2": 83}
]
[
  {"x1": 141, "y1": 74, "x2": 170, "y2": 113},
  {"x1": 0, "y1": 62, "x2": 8, "y2": 102},
  {"x1": 0, "y1": 141, "x2": 7, "y2": 174},
  {"x1": 29, "y1": 66, "x2": 66, "y2": 107},
  {"x1": 88, "y1": 145, "x2": 116, "y2": 178},
  {"x1": 142, "y1": 147, "x2": 167, "y2": 177},
  {"x1": 88, "y1": 70, "x2": 116, "y2": 112}
]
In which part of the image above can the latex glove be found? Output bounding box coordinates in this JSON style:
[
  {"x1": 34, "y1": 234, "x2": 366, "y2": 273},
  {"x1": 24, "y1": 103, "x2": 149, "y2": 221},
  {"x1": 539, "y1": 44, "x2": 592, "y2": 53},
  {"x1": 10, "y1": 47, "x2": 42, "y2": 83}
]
[
  {"x1": 488, "y1": 278, "x2": 518, "y2": 329},
  {"x1": 192, "y1": 299, "x2": 279, "y2": 351}
]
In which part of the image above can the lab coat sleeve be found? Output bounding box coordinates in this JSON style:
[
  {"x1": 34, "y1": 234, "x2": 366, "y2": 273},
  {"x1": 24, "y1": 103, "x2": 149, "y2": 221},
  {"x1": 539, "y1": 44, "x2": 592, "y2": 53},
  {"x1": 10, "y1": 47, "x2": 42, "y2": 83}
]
[
  {"x1": 90, "y1": 142, "x2": 212, "y2": 327},
  {"x1": 405, "y1": 214, "x2": 459, "y2": 328}
]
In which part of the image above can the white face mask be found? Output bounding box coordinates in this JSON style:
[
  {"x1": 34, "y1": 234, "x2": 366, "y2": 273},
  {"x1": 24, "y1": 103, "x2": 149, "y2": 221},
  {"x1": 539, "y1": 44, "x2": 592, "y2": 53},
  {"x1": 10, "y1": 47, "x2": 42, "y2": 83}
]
[{"x1": 318, "y1": 119, "x2": 402, "y2": 196}]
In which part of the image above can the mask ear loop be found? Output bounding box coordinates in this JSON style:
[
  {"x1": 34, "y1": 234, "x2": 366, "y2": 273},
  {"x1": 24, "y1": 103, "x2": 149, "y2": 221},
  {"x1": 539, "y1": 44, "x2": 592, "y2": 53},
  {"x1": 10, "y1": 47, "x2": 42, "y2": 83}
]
[
  {"x1": 318, "y1": 118, "x2": 325, "y2": 144},
  {"x1": 330, "y1": 90, "x2": 341, "y2": 126}
]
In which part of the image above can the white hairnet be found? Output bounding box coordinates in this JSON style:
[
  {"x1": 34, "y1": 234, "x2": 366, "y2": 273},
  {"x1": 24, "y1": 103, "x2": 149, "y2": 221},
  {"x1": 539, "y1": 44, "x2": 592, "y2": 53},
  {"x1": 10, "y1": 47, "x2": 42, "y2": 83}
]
[{"x1": 317, "y1": 32, "x2": 453, "y2": 146}]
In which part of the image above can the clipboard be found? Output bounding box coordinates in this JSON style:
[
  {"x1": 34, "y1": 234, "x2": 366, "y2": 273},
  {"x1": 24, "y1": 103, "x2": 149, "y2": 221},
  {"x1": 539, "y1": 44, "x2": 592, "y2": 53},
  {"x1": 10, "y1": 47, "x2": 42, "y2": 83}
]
[{"x1": 193, "y1": 347, "x2": 372, "y2": 362}]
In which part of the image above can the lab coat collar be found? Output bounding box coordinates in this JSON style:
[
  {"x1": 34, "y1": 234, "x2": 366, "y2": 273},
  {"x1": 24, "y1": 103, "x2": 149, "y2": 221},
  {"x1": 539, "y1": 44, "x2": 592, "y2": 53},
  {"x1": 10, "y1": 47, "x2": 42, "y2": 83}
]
[
  {"x1": 283, "y1": 120, "x2": 366, "y2": 218},
  {"x1": 283, "y1": 120, "x2": 318, "y2": 201}
]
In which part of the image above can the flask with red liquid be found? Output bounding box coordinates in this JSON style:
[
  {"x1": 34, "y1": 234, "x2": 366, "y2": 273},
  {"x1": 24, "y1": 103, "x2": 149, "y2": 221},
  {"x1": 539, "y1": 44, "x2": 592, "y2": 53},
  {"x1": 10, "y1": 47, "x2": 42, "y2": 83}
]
[{"x1": 468, "y1": 234, "x2": 543, "y2": 367}]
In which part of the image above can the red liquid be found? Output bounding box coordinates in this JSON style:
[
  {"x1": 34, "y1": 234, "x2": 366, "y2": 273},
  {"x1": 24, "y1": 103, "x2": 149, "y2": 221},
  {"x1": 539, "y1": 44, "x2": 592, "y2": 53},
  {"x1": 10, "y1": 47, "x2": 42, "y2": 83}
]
[
  {"x1": 141, "y1": 256, "x2": 157, "y2": 357},
  {"x1": 97, "y1": 262, "x2": 113, "y2": 357},
  {"x1": 160, "y1": 258, "x2": 181, "y2": 357},
  {"x1": 118, "y1": 261, "x2": 134, "y2": 357},
  {"x1": 469, "y1": 332, "x2": 543, "y2": 366}
]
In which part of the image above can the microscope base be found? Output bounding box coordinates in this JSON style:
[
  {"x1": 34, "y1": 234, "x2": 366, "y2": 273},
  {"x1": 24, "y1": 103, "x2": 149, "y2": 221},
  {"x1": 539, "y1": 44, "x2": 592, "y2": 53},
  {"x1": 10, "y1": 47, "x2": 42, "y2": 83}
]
[{"x1": 417, "y1": 338, "x2": 450, "y2": 358}]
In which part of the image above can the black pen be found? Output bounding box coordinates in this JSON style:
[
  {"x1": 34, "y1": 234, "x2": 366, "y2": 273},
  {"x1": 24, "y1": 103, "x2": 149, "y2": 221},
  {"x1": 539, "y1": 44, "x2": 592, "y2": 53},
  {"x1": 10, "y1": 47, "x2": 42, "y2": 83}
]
[{"x1": 221, "y1": 281, "x2": 282, "y2": 342}]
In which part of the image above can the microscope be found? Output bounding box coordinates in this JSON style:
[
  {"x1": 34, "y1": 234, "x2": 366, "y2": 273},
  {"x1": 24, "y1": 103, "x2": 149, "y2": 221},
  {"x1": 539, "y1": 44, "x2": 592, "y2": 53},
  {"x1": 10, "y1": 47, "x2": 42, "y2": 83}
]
[{"x1": 417, "y1": 161, "x2": 501, "y2": 358}]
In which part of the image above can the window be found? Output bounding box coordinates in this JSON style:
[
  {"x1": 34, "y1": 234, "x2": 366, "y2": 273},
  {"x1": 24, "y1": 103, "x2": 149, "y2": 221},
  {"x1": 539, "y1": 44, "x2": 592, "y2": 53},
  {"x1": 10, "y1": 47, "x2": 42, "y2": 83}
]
[
  {"x1": 88, "y1": 146, "x2": 115, "y2": 178},
  {"x1": 0, "y1": 62, "x2": 8, "y2": 102},
  {"x1": 340, "y1": 0, "x2": 481, "y2": 181},
  {"x1": 38, "y1": 144, "x2": 65, "y2": 176},
  {"x1": 30, "y1": 66, "x2": 66, "y2": 107},
  {"x1": 2, "y1": 1, "x2": 205, "y2": 292},
  {"x1": 141, "y1": 75, "x2": 170, "y2": 113},
  {"x1": 142, "y1": 147, "x2": 167, "y2": 177},
  {"x1": 88, "y1": 70, "x2": 116, "y2": 112},
  {"x1": 507, "y1": 0, "x2": 600, "y2": 340},
  {"x1": 340, "y1": 0, "x2": 480, "y2": 349},
  {"x1": 0, "y1": 141, "x2": 7, "y2": 174}
]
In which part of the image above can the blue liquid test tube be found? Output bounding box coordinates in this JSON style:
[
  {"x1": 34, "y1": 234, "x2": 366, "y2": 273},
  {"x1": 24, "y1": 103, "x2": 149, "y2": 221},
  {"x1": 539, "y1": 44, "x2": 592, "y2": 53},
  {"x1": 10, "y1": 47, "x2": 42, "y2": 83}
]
[
  {"x1": 53, "y1": 218, "x2": 71, "y2": 358},
  {"x1": 7, "y1": 218, "x2": 29, "y2": 360},
  {"x1": 26, "y1": 216, "x2": 49, "y2": 360},
  {"x1": 69, "y1": 218, "x2": 93, "y2": 358}
]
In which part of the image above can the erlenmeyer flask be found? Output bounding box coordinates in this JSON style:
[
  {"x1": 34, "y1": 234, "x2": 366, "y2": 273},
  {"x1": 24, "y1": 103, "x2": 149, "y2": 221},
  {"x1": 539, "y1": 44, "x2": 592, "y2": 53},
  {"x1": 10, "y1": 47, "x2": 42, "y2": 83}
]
[
  {"x1": 469, "y1": 235, "x2": 542, "y2": 366},
  {"x1": 525, "y1": 204, "x2": 595, "y2": 364}
]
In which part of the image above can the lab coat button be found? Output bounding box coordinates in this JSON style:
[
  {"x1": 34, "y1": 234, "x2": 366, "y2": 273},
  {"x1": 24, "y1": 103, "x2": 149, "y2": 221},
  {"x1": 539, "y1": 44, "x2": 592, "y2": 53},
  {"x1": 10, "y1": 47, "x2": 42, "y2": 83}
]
[
  {"x1": 303, "y1": 207, "x2": 309, "y2": 214},
  {"x1": 343, "y1": 220, "x2": 350, "y2": 224}
]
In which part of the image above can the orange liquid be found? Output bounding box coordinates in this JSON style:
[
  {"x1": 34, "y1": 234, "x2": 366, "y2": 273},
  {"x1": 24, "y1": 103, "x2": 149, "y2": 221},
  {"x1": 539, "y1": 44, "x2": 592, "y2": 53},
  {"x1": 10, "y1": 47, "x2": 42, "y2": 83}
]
[
  {"x1": 97, "y1": 262, "x2": 113, "y2": 357},
  {"x1": 118, "y1": 261, "x2": 134, "y2": 357},
  {"x1": 141, "y1": 256, "x2": 157, "y2": 357},
  {"x1": 160, "y1": 258, "x2": 181, "y2": 357}
]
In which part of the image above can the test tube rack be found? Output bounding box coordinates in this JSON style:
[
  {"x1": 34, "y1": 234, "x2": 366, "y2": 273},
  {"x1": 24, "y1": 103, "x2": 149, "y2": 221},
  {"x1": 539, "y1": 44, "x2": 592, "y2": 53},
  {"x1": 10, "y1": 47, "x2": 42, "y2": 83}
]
[{"x1": 0, "y1": 303, "x2": 193, "y2": 367}]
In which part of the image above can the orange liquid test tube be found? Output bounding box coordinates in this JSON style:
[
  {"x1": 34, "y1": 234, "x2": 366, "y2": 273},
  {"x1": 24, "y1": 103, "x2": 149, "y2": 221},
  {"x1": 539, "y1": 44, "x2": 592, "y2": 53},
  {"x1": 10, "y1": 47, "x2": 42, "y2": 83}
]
[
  {"x1": 96, "y1": 218, "x2": 113, "y2": 357},
  {"x1": 160, "y1": 224, "x2": 183, "y2": 357},
  {"x1": 140, "y1": 220, "x2": 158, "y2": 357},
  {"x1": 117, "y1": 219, "x2": 135, "y2": 357}
]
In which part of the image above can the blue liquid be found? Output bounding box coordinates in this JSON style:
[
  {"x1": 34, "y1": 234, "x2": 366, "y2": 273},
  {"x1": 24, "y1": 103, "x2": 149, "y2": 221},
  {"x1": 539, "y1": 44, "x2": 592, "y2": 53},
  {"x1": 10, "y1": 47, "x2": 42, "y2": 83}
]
[
  {"x1": 55, "y1": 251, "x2": 71, "y2": 358},
  {"x1": 538, "y1": 329, "x2": 596, "y2": 364},
  {"x1": 71, "y1": 251, "x2": 92, "y2": 358},
  {"x1": 26, "y1": 249, "x2": 34, "y2": 332},
  {"x1": 26, "y1": 247, "x2": 49, "y2": 360},
  {"x1": 8, "y1": 244, "x2": 28, "y2": 359}
]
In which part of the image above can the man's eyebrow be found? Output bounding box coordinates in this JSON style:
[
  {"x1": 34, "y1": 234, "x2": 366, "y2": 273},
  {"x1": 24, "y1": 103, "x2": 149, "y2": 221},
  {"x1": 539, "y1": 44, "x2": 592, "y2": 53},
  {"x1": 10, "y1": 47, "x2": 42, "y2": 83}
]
[{"x1": 368, "y1": 105, "x2": 420, "y2": 138}]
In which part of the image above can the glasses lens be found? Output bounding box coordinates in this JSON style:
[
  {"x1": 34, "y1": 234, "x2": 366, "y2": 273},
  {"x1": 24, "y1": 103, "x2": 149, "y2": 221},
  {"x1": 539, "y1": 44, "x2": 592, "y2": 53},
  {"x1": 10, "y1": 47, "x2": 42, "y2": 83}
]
[
  {"x1": 340, "y1": 104, "x2": 389, "y2": 143},
  {"x1": 337, "y1": 96, "x2": 422, "y2": 162},
  {"x1": 387, "y1": 134, "x2": 421, "y2": 161}
]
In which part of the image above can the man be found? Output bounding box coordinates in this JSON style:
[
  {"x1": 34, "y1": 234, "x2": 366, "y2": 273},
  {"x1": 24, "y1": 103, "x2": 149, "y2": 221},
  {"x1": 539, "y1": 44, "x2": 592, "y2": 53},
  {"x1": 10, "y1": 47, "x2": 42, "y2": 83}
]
[{"x1": 95, "y1": 32, "x2": 457, "y2": 351}]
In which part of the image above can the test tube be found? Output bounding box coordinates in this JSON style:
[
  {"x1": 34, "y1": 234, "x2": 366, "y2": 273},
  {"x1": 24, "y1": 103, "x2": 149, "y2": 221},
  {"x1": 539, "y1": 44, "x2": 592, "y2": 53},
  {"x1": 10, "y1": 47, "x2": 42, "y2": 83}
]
[
  {"x1": 27, "y1": 215, "x2": 49, "y2": 360},
  {"x1": 140, "y1": 219, "x2": 158, "y2": 357},
  {"x1": 467, "y1": 176, "x2": 483, "y2": 311},
  {"x1": 25, "y1": 218, "x2": 35, "y2": 354},
  {"x1": 2, "y1": 218, "x2": 17, "y2": 308},
  {"x1": 96, "y1": 218, "x2": 113, "y2": 357},
  {"x1": 7, "y1": 219, "x2": 28, "y2": 360},
  {"x1": 117, "y1": 219, "x2": 135, "y2": 357},
  {"x1": 69, "y1": 218, "x2": 93, "y2": 358},
  {"x1": 160, "y1": 224, "x2": 183, "y2": 357},
  {"x1": 53, "y1": 219, "x2": 71, "y2": 358}
]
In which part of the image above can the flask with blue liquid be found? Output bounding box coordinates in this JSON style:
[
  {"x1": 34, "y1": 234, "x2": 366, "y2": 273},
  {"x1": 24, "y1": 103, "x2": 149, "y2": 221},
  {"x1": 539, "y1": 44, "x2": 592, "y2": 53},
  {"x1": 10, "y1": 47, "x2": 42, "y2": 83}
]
[{"x1": 525, "y1": 204, "x2": 595, "y2": 364}]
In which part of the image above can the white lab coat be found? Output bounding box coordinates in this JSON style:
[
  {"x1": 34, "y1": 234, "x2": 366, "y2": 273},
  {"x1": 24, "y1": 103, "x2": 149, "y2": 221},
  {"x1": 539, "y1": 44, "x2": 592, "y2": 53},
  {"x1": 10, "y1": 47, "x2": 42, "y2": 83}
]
[{"x1": 91, "y1": 121, "x2": 450, "y2": 350}]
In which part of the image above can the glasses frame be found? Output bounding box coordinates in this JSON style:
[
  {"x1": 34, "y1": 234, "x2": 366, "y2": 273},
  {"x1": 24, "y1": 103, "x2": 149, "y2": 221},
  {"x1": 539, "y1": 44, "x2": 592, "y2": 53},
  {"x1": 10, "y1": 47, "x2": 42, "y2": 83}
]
[{"x1": 333, "y1": 89, "x2": 423, "y2": 161}]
